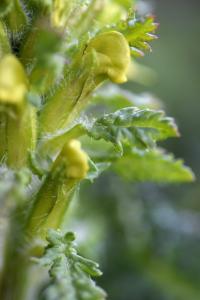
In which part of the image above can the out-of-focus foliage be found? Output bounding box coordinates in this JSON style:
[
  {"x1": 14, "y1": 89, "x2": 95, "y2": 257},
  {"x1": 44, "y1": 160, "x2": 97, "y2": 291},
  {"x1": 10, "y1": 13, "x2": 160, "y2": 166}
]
[
  {"x1": 114, "y1": 14, "x2": 158, "y2": 57},
  {"x1": 113, "y1": 148, "x2": 193, "y2": 182},
  {"x1": 71, "y1": 173, "x2": 200, "y2": 300},
  {"x1": 36, "y1": 230, "x2": 106, "y2": 300}
]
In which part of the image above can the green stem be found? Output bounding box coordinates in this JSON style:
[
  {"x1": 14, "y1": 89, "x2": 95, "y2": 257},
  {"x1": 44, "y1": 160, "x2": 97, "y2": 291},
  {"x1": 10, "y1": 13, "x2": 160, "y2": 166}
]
[
  {"x1": 0, "y1": 250, "x2": 29, "y2": 300},
  {"x1": 0, "y1": 207, "x2": 30, "y2": 300},
  {"x1": 26, "y1": 176, "x2": 76, "y2": 245},
  {"x1": 0, "y1": 111, "x2": 7, "y2": 161},
  {"x1": 39, "y1": 180, "x2": 75, "y2": 233}
]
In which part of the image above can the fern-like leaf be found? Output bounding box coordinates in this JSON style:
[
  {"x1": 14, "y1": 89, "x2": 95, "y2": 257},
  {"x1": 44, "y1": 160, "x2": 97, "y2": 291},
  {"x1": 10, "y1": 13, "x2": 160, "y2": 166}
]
[
  {"x1": 36, "y1": 230, "x2": 106, "y2": 300},
  {"x1": 116, "y1": 14, "x2": 159, "y2": 57},
  {"x1": 86, "y1": 107, "x2": 178, "y2": 153}
]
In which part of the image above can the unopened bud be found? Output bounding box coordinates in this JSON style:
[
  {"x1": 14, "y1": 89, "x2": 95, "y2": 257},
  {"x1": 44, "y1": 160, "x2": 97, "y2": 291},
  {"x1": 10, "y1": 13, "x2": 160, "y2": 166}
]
[{"x1": 59, "y1": 139, "x2": 89, "y2": 180}]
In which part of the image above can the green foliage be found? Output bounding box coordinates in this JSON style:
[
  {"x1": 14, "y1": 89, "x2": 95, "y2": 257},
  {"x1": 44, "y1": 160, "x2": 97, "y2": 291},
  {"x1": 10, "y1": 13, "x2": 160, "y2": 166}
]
[
  {"x1": 85, "y1": 107, "x2": 178, "y2": 151},
  {"x1": 79, "y1": 174, "x2": 200, "y2": 300},
  {"x1": 44, "y1": 107, "x2": 192, "y2": 183},
  {"x1": 115, "y1": 14, "x2": 158, "y2": 57},
  {"x1": 91, "y1": 84, "x2": 162, "y2": 111},
  {"x1": 0, "y1": 0, "x2": 13, "y2": 18},
  {"x1": 86, "y1": 159, "x2": 111, "y2": 182},
  {"x1": 113, "y1": 148, "x2": 194, "y2": 182},
  {"x1": 36, "y1": 230, "x2": 106, "y2": 300}
]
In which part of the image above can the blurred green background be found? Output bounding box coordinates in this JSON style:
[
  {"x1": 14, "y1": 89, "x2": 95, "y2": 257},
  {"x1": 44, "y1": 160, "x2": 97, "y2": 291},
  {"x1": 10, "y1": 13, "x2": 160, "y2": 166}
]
[{"x1": 68, "y1": 1, "x2": 200, "y2": 299}]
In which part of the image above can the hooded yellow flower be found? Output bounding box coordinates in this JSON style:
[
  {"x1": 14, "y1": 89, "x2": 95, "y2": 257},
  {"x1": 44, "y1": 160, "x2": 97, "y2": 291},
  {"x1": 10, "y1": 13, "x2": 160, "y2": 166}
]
[
  {"x1": 86, "y1": 31, "x2": 131, "y2": 84},
  {"x1": 0, "y1": 54, "x2": 28, "y2": 104},
  {"x1": 55, "y1": 139, "x2": 89, "y2": 180},
  {"x1": 62, "y1": 139, "x2": 89, "y2": 179}
]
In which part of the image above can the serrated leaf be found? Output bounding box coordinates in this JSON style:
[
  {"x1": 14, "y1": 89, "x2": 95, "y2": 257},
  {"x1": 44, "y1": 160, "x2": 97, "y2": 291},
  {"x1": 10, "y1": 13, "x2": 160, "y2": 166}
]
[
  {"x1": 116, "y1": 14, "x2": 158, "y2": 57},
  {"x1": 94, "y1": 107, "x2": 178, "y2": 138},
  {"x1": 112, "y1": 148, "x2": 194, "y2": 182},
  {"x1": 37, "y1": 230, "x2": 106, "y2": 300},
  {"x1": 86, "y1": 107, "x2": 178, "y2": 153},
  {"x1": 36, "y1": 107, "x2": 179, "y2": 168}
]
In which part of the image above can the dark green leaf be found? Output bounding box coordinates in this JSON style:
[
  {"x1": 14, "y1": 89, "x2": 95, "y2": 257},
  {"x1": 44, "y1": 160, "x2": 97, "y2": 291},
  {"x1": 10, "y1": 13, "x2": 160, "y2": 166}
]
[{"x1": 86, "y1": 107, "x2": 178, "y2": 153}]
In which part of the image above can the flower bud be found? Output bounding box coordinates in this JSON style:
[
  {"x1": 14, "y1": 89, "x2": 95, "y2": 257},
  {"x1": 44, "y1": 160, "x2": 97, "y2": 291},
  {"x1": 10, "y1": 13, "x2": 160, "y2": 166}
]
[
  {"x1": 86, "y1": 31, "x2": 131, "y2": 83},
  {"x1": 0, "y1": 54, "x2": 28, "y2": 104},
  {"x1": 26, "y1": 140, "x2": 88, "y2": 248},
  {"x1": 56, "y1": 139, "x2": 89, "y2": 180}
]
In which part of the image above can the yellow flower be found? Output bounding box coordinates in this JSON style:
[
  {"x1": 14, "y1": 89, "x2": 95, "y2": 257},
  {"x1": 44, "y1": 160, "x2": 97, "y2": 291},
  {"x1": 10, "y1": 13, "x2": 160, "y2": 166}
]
[
  {"x1": 59, "y1": 139, "x2": 89, "y2": 180},
  {"x1": 0, "y1": 54, "x2": 28, "y2": 103},
  {"x1": 86, "y1": 31, "x2": 131, "y2": 83}
]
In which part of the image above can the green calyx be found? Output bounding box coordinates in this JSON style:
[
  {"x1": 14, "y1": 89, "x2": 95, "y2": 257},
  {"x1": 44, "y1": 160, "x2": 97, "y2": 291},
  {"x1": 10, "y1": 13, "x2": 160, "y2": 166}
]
[
  {"x1": 0, "y1": 54, "x2": 37, "y2": 168},
  {"x1": 39, "y1": 30, "x2": 131, "y2": 135},
  {"x1": 26, "y1": 139, "x2": 89, "y2": 252}
]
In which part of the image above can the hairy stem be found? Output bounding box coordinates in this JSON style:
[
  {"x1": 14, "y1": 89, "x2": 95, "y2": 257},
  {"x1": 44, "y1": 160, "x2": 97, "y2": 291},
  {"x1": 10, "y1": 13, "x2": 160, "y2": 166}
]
[{"x1": 0, "y1": 207, "x2": 30, "y2": 300}]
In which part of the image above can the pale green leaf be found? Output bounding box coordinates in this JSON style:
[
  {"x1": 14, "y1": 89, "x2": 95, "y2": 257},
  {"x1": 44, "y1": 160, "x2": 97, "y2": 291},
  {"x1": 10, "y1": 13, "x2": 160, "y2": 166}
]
[
  {"x1": 113, "y1": 148, "x2": 194, "y2": 182},
  {"x1": 37, "y1": 230, "x2": 106, "y2": 300},
  {"x1": 91, "y1": 85, "x2": 162, "y2": 112},
  {"x1": 115, "y1": 14, "x2": 158, "y2": 57}
]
